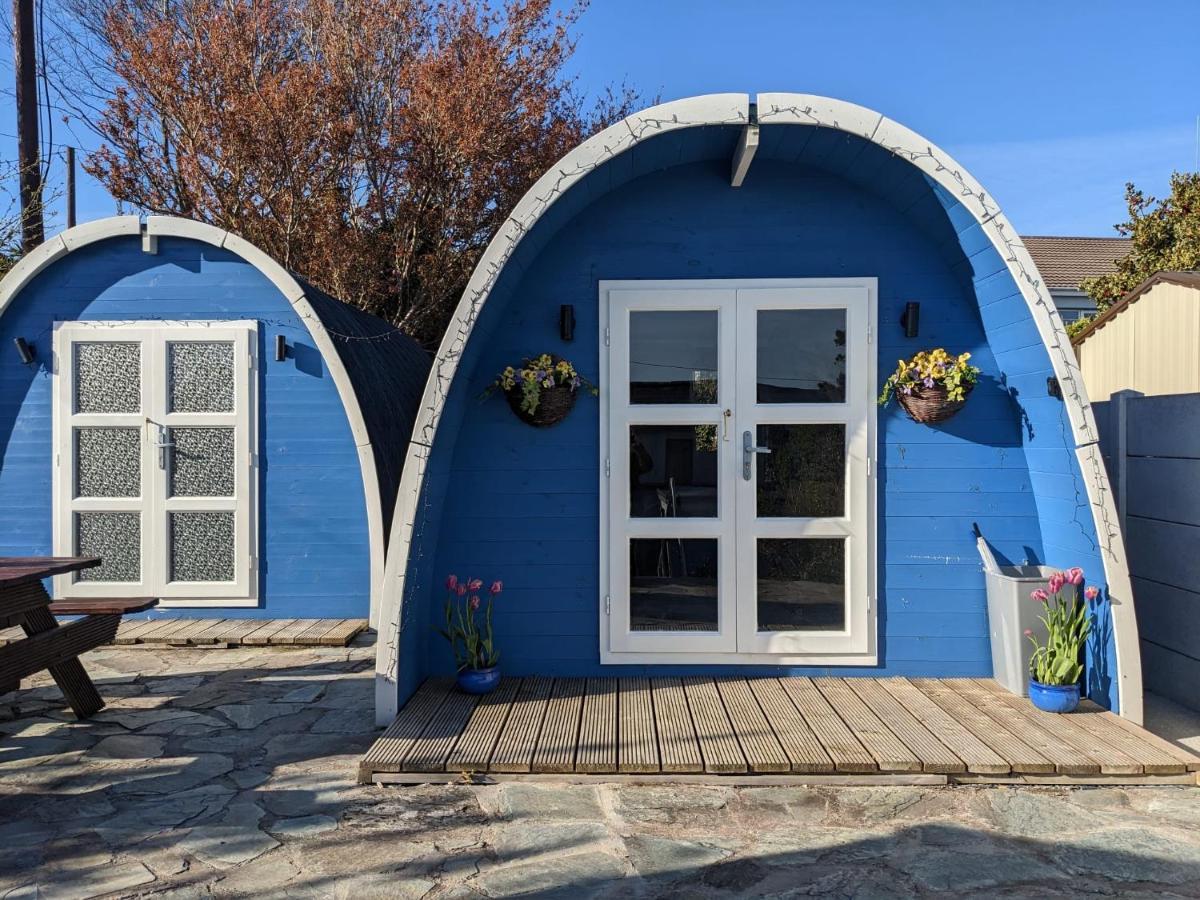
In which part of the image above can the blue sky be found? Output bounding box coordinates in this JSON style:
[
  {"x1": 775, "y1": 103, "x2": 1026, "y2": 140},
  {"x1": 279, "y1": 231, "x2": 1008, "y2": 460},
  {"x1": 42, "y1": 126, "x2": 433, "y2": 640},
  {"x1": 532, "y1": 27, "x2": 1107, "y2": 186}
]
[{"x1": 8, "y1": 0, "x2": 1200, "y2": 236}]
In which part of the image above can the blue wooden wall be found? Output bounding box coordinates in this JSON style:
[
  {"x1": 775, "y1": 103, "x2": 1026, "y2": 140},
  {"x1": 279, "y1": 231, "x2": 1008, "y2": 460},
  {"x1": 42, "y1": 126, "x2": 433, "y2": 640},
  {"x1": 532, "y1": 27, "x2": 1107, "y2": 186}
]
[
  {"x1": 404, "y1": 135, "x2": 1109, "y2": 685},
  {"x1": 395, "y1": 123, "x2": 1119, "y2": 712},
  {"x1": 0, "y1": 234, "x2": 370, "y2": 618}
]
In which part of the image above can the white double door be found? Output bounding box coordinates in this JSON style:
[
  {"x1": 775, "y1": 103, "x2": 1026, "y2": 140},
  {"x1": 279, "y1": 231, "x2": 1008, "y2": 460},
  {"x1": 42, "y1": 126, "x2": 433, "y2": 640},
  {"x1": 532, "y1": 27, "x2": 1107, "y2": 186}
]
[{"x1": 602, "y1": 279, "x2": 876, "y2": 663}]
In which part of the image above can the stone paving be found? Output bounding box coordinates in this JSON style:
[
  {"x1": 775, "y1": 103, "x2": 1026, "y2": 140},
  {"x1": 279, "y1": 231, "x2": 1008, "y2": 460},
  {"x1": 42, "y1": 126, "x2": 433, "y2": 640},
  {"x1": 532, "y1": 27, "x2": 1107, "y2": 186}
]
[{"x1": 2, "y1": 639, "x2": 1200, "y2": 898}]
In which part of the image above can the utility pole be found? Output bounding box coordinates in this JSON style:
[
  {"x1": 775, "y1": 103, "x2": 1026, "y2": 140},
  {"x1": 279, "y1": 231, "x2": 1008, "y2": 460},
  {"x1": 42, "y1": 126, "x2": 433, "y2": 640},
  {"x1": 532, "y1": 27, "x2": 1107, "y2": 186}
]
[
  {"x1": 66, "y1": 146, "x2": 76, "y2": 228},
  {"x1": 13, "y1": 0, "x2": 43, "y2": 250}
]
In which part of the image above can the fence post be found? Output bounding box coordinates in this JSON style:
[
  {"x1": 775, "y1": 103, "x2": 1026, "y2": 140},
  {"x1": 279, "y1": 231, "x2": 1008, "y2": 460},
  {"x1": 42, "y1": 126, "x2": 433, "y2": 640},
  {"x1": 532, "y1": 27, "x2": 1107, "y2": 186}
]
[{"x1": 1111, "y1": 389, "x2": 1143, "y2": 538}]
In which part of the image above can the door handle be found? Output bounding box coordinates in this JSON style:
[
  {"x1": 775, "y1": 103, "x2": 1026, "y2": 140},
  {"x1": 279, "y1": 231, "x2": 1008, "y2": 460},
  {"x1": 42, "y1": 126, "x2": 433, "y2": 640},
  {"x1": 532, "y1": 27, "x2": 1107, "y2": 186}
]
[
  {"x1": 152, "y1": 425, "x2": 175, "y2": 470},
  {"x1": 742, "y1": 430, "x2": 771, "y2": 480}
]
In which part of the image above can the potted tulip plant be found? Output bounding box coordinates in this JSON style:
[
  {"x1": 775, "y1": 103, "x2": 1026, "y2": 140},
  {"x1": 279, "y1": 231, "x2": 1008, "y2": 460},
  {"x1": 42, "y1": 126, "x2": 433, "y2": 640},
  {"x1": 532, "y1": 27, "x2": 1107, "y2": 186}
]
[
  {"x1": 1023, "y1": 567, "x2": 1101, "y2": 713},
  {"x1": 439, "y1": 574, "x2": 504, "y2": 694}
]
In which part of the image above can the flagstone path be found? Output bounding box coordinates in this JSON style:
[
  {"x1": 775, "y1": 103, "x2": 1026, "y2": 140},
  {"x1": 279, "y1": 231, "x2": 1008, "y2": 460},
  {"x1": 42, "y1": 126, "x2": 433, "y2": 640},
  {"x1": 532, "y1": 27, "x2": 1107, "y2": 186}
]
[{"x1": 2, "y1": 639, "x2": 1199, "y2": 898}]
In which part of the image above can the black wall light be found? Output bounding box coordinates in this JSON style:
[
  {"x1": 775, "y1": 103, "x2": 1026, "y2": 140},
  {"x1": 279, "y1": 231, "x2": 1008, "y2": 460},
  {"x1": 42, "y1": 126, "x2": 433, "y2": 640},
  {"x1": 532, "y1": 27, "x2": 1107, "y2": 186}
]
[
  {"x1": 901, "y1": 302, "x2": 920, "y2": 338},
  {"x1": 13, "y1": 337, "x2": 35, "y2": 365},
  {"x1": 1047, "y1": 376, "x2": 1062, "y2": 399},
  {"x1": 274, "y1": 334, "x2": 289, "y2": 362},
  {"x1": 559, "y1": 304, "x2": 576, "y2": 342}
]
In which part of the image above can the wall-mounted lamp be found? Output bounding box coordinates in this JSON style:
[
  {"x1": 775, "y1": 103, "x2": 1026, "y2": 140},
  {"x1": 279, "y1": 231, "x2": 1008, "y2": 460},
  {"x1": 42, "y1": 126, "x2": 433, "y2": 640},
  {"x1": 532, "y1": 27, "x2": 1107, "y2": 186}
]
[
  {"x1": 13, "y1": 337, "x2": 35, "y2": 365},
  {"x1": 1047, "y1": 376, "x2": 1062, "y2": 399},
  {"x1": 559, "y1": 304, "x2": 576, "y2": 342},
  {"x1": 274, "y1": 334, "x2": 289, "y2": 362},
  {"x1": 901, "y1": 302, "x2": 920, "y2": 339}
]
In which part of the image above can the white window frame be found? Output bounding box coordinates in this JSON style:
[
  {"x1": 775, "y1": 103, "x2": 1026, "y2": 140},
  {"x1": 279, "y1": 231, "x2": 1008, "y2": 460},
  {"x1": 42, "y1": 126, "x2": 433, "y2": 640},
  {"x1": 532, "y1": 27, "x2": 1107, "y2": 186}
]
[
  {"x1": 52, "y1": 321, "x2": 259, "y2": 606},
  {"x1": 599, "y1": 278, "x2": 877, "y2": 666}
]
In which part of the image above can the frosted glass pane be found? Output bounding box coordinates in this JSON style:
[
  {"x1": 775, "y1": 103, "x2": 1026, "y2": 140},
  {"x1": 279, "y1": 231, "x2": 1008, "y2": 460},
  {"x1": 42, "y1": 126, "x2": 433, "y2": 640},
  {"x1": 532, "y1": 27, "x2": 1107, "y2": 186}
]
[
  {"x1": 75, "y1": 342, "x2": 140, "y2": 413},
  {"x1": 170, "y1": 428, "x2": 234, "y2": 497},
  {"x1": 170, "y1": 511, "x2": 235, "y2": 582},
  {"x1": 169, "y1": 342, "x2": 234, "y2": 413},
  {"x1": 75, "y1": 512, "x2": 140, "y2": 582},
  {"x1": 75, "y1": 427, "x2": 141, "y2": 498}
]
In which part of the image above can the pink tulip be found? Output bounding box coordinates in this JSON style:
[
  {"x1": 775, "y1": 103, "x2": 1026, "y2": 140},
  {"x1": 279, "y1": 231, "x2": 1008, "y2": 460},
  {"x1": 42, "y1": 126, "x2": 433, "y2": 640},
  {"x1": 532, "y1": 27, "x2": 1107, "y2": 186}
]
[
  {"x1": 1023, "y1": 628, "x2": 1033, "y2": 636},
  {"x1": 456, "y1": 584, "x2": 467, "y2": 597},
  {"x1": 1085, "y1": 585, "x2": 1100, "y2": 600},
  {"x1": 470, "y1": 595, "x2": 481, "y2": 610},
  {"x1": 1047, "y1": 572, "x2": 1065, "y2": 595},
  {"x1": 468, "y1": 578, "x2": 483, "y2": 592},
  {"x1": 1066, "y1": 567, "x2": 1084, "y2": 586},
  {"x1": 446, "y1": 574, "x2": 458, "y2": 590},
  {"x1": 489, "y1": 581, "x2": 503, "y2": 596},
  {"x1": 1030, "y1": 588, "x2": 1049, "y2": 603}
]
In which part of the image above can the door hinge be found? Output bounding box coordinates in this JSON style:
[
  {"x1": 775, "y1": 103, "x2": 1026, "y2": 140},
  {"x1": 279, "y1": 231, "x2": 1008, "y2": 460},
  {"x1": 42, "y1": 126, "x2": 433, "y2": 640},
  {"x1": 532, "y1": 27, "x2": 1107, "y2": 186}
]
[
  {"x1": 867, "y1": 595, "x2": 873, "y2": 613},
  {"x1": 866, "y1": 457, "x2": 872, "y2": 477},
  {"x1": 604, "y1": 594, "x2": 611, "y2": 615},
  {"x1": 604, "y1": 326, "x2": 611, "y2": 347},
  {"x1": 867, "y1": 324, "x2": 873, "y2": 344},
  {"x1": 604, "y1": 457, "x2": 611, "y2": 478}
]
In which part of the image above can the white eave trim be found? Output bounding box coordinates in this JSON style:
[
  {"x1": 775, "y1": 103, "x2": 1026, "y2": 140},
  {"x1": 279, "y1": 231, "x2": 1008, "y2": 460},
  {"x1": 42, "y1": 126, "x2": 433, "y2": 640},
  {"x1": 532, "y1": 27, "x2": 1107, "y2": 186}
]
[
  {"x1": 0, "y1": 215, "x2": 388, "y2": 630},
  {"x1": 372, "y1": 92, "x2": 1139, "y2": 726}
]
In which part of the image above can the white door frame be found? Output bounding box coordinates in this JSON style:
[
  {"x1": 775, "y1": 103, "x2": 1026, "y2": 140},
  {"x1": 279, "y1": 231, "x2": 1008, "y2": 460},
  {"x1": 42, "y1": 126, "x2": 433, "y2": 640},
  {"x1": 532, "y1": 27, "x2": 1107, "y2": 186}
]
[
  {"x1": 52, "y1": 320, "x2": 259, "y2": 605},
  {"x1": 599, "y1": 278, "x2": 877, "y2": 666}
]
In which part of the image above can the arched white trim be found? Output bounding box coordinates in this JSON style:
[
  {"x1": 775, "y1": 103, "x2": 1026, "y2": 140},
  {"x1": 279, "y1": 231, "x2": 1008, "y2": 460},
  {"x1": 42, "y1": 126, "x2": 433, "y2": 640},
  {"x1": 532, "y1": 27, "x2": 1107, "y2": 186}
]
[
  {"x1": 376, "y1": 93, "x2": 1142, "y2": 725},
  {"x1": 0, "y1": 215, "x2": 388, "y2": 629}
]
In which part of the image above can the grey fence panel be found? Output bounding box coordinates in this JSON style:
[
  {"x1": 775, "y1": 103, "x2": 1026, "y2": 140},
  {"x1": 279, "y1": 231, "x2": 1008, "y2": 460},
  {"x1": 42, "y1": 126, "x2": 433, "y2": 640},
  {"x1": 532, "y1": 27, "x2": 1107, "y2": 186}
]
[
  {"x1": 1098, "y1": 390, "x2": 1200, "y2": 712},
  {"x1": 1126, "y1": 457, "x2": 1200, "y2": 526},
  {"x1": 1125, "y1": 393, "x2": 1200, "y2": 458}
]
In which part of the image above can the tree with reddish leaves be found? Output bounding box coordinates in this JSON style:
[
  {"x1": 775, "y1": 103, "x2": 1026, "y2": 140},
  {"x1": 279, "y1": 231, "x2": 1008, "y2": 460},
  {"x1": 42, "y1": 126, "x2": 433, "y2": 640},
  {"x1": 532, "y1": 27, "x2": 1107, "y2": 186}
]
[{"x1": 73, "y1": 0, "x2": 638, "y2": 346}]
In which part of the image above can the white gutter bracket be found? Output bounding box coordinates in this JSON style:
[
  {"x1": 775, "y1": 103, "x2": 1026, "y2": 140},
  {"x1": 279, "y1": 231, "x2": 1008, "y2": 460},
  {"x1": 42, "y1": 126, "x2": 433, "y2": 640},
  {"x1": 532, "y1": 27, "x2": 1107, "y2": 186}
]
[{"x1": 731, "y1": 106, "x2": 760, "y2": 188}]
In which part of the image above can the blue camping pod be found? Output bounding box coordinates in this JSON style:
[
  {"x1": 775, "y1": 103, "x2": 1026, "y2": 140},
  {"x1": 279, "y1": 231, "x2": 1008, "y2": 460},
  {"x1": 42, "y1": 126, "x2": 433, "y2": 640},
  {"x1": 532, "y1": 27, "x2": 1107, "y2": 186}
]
[
  {"x1": 0, "y1": 217, "x2": 429, "y2": 627},
  {"x1": 373, "y1": 94, "x2": 1141, "y2": 728}
]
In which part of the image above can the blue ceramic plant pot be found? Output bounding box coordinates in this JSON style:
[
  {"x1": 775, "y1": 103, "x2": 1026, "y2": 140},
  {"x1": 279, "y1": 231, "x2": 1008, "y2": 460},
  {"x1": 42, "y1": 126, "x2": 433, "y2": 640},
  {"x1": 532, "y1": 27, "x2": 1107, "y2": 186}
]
[
  {"x1": 1029, "y1": 679, "x2": 1080, "y2": 714},
  {"x1": 457, "y1": 666, "x2": 500, "y2": 695}
]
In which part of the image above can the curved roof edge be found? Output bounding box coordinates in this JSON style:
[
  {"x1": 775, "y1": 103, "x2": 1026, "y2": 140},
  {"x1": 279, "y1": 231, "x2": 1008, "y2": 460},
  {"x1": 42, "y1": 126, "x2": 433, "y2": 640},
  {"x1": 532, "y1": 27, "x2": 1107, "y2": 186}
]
[
  {"x1": 0, "y1": 215, "x2": 392, "y2": 628},
  {"x1": 371, "y1": 93, "x2": 1139, "y2": 724}
]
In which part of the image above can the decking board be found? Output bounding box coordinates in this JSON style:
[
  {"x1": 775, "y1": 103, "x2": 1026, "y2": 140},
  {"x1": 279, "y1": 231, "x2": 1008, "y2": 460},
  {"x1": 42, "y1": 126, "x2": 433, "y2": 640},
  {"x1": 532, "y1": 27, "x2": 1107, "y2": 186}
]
[
  {"x1": 577, "y1": 678, "x2": 618, "y2": 773},
  {"x1": 490, "y1": 677, "x2": 553, "y2": 773},
  {"x1": 683, "y1": 677, "x2": 747, "y2": 773},
  {"x1": 813, "y1": 678, "x2": 922, "y2": 773},
  {"x1": 618, "y1": 677, "x2": 659, "y2": 773},
  {"x1": 881, "y1": 678, "x2": 1010, "y2": 775},
  {"x1": 532, "y1": 678, "x2": 585, "y2": 773},
  {"x1": 778, "y1": 676, "x2": 876, "y2": 773},
  {"x1": 651, "y1": 678, "x2": 704, "y2": 773},
  {"x1": 359, "y1": 676, "x2": 1199, "y2": 785},
  {"x1": 716, "y1": 678, "x2": 790, "y2": 773},
  {"x1": 943, "y1": 679, "x2": 1100, "y2": 776},
  {"x1": 746, "y1": 678, "x2": 834, "y2": 774},
  {"x1": 446, "y1": 678, "x2": 520, "y2": 772},
  {"x1": 846, "y1": 678, "x2": 965, "y2": 774}
]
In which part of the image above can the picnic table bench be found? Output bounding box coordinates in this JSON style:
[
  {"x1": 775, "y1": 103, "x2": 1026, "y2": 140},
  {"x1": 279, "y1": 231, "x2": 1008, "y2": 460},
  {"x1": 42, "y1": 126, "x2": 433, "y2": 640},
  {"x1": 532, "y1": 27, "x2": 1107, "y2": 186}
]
[{"x1": 0, "y1": 557, "x2": 158, "y2": 718}]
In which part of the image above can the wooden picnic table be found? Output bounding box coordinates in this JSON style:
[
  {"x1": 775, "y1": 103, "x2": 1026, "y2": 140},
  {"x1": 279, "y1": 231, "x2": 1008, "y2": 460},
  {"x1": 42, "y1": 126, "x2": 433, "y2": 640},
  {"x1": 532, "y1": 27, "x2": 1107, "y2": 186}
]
[{"x1": 0, "y1": 556, "x2": 158, "y2": 718}]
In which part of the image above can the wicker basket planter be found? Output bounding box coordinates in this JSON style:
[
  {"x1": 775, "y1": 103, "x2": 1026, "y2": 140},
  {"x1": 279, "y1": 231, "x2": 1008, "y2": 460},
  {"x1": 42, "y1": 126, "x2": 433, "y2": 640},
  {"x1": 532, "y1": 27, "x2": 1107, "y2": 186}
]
[
  {"x1": 505, "y1": 382, "x2": 577, "y2": 427},
  {"x1": 896, "y1": 382, "x2": 973, "y2": 424}
]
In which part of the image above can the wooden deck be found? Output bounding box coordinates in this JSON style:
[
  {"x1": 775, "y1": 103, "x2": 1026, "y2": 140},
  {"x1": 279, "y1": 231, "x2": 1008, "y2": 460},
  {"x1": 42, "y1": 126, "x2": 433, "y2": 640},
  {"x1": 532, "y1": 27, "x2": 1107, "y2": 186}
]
[
  {"x1": 0, "y1": 618, "x2": 368, "y2": 649},
  {"x1": 360, "y1": 676, "x2": 1200, "y2": 786}
]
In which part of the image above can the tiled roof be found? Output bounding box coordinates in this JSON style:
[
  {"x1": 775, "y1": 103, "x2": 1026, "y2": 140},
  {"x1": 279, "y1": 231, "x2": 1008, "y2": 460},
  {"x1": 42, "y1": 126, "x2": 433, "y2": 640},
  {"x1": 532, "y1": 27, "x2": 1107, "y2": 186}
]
[{"x1": 1023, "y1": 235, "x2": 1132, "y2": 290}]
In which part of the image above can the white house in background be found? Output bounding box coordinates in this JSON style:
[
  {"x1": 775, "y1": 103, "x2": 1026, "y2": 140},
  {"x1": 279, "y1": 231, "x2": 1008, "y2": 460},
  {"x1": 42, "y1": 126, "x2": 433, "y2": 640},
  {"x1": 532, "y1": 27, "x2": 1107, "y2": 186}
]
[{"x1": 1024, "y1": 235, "x2": 1132, "y2": 323}]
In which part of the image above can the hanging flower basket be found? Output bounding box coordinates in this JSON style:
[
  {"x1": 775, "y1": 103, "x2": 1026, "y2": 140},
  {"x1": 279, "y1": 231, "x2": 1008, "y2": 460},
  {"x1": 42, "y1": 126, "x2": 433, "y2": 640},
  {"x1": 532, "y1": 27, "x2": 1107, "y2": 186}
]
[
  {"x1": 485, "y1": 353, "x2": 597, "y2": 428},
  {"x1": 896, "y1": 381, "x2": 975, "y2": 424},
  {"x1": 879, "y1": 348, "x2": 980, "y2": 425},
  {"x1": 505, "y1": 381, "x2": 577, "y2": 427}
]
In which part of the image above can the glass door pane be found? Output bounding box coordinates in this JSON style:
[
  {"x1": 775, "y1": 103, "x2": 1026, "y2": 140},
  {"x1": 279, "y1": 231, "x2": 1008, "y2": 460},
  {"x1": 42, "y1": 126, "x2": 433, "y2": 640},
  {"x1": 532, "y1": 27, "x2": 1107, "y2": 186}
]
[
  {"x1": 605, "y1": 285, "x2": 737, "y2": 655},
  {"x1": 735, "y1": 285, "x2": 874, "y2": 657}
]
